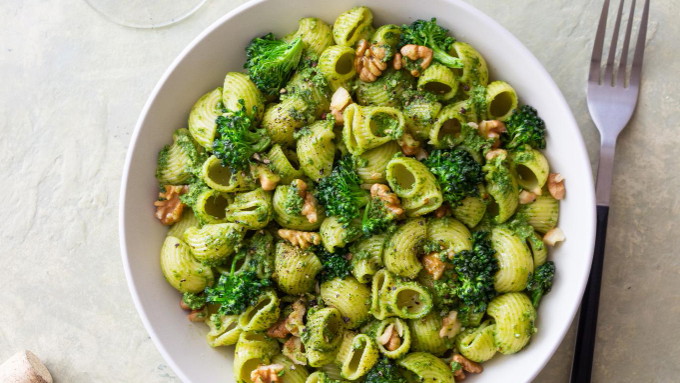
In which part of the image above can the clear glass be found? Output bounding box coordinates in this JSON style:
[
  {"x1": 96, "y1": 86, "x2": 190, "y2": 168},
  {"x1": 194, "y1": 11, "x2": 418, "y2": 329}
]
[{"x1": 84, "y1": 0, "x2": 208, "y2": 29}]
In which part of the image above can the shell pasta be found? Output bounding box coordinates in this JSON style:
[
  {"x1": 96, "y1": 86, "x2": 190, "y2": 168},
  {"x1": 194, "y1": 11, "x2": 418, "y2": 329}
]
[{"x1": 152, "y1": 7, "x2": 564, "y2": 382}]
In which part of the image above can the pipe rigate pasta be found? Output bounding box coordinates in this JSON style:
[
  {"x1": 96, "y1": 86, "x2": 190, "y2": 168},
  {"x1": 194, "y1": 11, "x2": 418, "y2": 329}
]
[
  {"x1": 285, "y1": 17, "x2": 334, "y2": 56},
  {"x1": 319, "y1": 277, "x2": 372, "y2": 328},
  {"x1": 273, "y1": 242, "x2": 322, "y2": 295},
  {"x1": 332, "y1": 6, "x2": 374, "y2": 47},
  {"x1": 491, "y1": 226, "x2": 534, "y2": 293},
  {"x1": 455, "y1": 319, "x2": 497, "y2": 362},
  {"x1": 205, "y1": 314, "x2": 241, "y2": 347},
  {"x1": 156, "y1": 128, "x2": 203, "y2": 185},
  {"x1": 487, "y1": 292, "x2": 537, "y2": 354},
  {"x1": 222, "y1": 72, "x2": 264, "y2": 121},
  {"x1": 398, "y1": 352, "x2": 454, "y2": 381},
  {"x1": 159, "y1": 236, "x2": 214, "y2": 293},
  {"x1": 296, "y1": 119, "x2": 336, "y2": 181},
  {"x1": 336, "y1": 333, "x2": 379, "y2": 380},
  {"x1": 521, "y1": 193, "x2": 560, "y2": 233},
  {"x1": 188, "y1": 88, "x2": 223, "y2": 149}
]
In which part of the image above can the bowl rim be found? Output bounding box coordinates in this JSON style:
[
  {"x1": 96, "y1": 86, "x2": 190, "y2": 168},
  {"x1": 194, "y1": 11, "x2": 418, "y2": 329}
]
[{"x1": 119, "y1": 0, "x2": 596, "y2": 381}]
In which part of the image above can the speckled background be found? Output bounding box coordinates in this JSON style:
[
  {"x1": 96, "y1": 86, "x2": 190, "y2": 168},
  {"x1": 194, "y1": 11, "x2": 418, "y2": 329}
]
[{"x1": 1, "y1": 0, "x2": 677, "y2": 382}]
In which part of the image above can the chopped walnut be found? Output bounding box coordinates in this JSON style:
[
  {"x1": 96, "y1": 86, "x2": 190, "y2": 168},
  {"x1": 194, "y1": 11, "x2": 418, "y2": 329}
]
[
  {"x1": 330, "y1": 87, "x2": 353, "y2": 125},
  {"x1": 399, "y1": 44, "x2": 433, "y2": 77},
  {"x1": 398, "y1": 132, "x2": 425, "y2": 158},
  {"x1": 301, "y1": 193, "x2": 319, "y2": 224},
  {"x1": 422, "y1": 252, "x2": 446, "y2": 281},
  {"x1": 439, "y1": 311, "x2": 462, "y2": 338},
  {"x1": 179, "y1": 298, "x2": 190, "y2": 311},
  {"x1": 393, "y1": 52, "x2": 403, "y2": 70},
  {"x1": 370, "y1": 183, "x2": 404, "y2": 217},
  {"x1": 250, "y1": 364, "x2": 285, "y2": 383},
  {"x1": 282, "y1": 337, "x2": 307, "y2": 365},
  {"x1": 434, "y1": 204, "x2": 451, "y2": 218},
  {"x1": 292, "y1": 179, "x2": 319, "y2": 223},
  {"x1": 453, "y1": 354, "x2": 483, "y2": 374},
  {"x1": 415, "y1": 148, "x2": 429, "y2": 160},
  {"x1": 187, "y1": 309, "x2": 207, "y2": 322},
  {"x1": 548, "y1": 173, "x2": 565, "y2": 200},
  {"x1": 266, "y1": 318, "x2": 290, "y2": 339},
  {"x1": 543, "y1": 227, "x2": 565, "y2": 246},
  {"x1": 377, "y1": 323, "x2": 402, "y2": 351},
  {"x1": 519, "y1": 190, "x2": 537, "y2": 204},
  {"x1": 478, "y1": 120, "x2": 507, "y2": 149},
  {"x1": 454, "y1": 367, "x2": 466, "y2": 381},
  {"x1": 285, "y1": 299, "x2": 307, "y2": 337},
  {"x1": 484, "y1": 148, "x2": 507, "y2": 161},
  {"x1": 355, "y1": 40, "x2": 389, "y2": 82},
  {"x1": 154, "y1": 185, "x2": 188, "y2": 225},
  {"x1": 252, "y1": 164, "x2": 280, "y2": 191},
  {"x1": 278, "y1": 229, "x2": 321, "y2": 249}
]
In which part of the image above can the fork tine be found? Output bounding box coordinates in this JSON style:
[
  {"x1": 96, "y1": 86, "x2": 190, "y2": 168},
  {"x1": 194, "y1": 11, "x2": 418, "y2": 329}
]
[
  {"x1": 617, "y1": 0, "x2": 636, "y2": 86},
  {"x1": 589, "y1": 0, "x2": 611, "y2": 83},
  {"x1": 630, "y1": 0, "x2": 650, "y2": 87},
  {"x1": 603, "y1": 0, "x2": 625, "y2": 85}
]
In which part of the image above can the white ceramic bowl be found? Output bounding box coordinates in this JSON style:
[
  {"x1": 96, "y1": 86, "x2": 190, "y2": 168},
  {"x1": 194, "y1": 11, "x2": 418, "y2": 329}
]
[{"x1": 120, "y1": 0, "x2": 596, "y2": 381}]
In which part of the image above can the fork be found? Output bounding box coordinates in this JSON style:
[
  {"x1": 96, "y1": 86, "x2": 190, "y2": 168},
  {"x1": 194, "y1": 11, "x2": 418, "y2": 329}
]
[{"x1": 570, "y1": 0, "x2": 650, "y2": 381}]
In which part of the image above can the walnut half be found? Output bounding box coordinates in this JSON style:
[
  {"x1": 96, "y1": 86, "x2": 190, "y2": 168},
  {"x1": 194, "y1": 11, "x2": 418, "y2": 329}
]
[
  {"x1": 548, "y1": 173, "x2": 566, "y2": 200},
  {"x1": 355, "y1": 40, "x2": 389, "y2": 82},
  {"x1": 330, "y1": 87, "x2": 353, "y2": 125},
  {"x1": 250, "y1": 364, "x2": 285, "y2": 383},
  {"x1": 278, "y1": 229, "x2": 321, "y2": 249},
  {"x1": 478, "y1": 120, "x2": 507, "y2": 149},
  {"x1": 292, "y1": 179, "x2": 319, "y2": 224},
  {"x1": 399, "y1": 44, "x2": 433, "y2": 77},
  {"x1": 422, "y1": 252, "x2": 446, "y2": 281},
  {"x1": 154, "y1": 185, "x2": 188, "y2": 225},
  {"x1": 439, "y1": 311, "x2": 462, "y2": 338},
  {"x1": 370, "y1": 183, "x2": 404, "y2": 217},
  {"x1": 376, "y1": 323, "x2": 403, "y2": 351}
]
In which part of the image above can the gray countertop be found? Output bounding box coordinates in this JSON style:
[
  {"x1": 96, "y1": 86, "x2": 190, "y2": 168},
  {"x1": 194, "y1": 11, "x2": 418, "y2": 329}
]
[{"x1": 1, "y1": 0, "x2": 678, "y2": 381}]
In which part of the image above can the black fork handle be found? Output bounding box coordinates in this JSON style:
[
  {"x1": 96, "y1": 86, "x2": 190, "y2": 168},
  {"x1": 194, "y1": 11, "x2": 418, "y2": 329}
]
[{"x1": 570, "y1": 205, "x2": 609, "y2": 383}]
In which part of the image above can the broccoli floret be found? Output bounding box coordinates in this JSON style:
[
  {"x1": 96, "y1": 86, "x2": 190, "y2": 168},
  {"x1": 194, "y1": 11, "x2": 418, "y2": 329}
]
[
  {"x1": 432, "y1": 268, "x2": 458, "y2": 311},
  {"x1": 315, "y1": 156, "x2": 369, "y2": 224},
  {"x1": 205, "y1": 257, "x2": 271, "y2": 316},
  {"x1": 503, "y1": 105, "x2": 547, "y2": 149},
  {"x1": 314, "y1": 246, "x2": 352, "y2": 283},
  {"x1": 364, "y1": 357, "x2": 407, "y2": 383},
  {"x1": 400, "y1": 18, "x2": 463, "y2": 69},
  {"x1": 422, "y1": 148, "x2": 484, "y2": 206},
  {"x1": 361, "y1": 196, "x2": 399, "y2": 237},
  {"x1": 526, "y1": 261, "x2": 555, "y2": 308},
  {"x1": 181, "y1": 292, "x2": 206, "y2": 310},
  {"x1": 452, "y1": 231, "x2": 499, "y2": 313},
  {"x1": 212, "y1": 100, "x2": 271, "y2": 170},
  {"x1": 244, "y1": 33, "x2": 304, "y2": 97}
]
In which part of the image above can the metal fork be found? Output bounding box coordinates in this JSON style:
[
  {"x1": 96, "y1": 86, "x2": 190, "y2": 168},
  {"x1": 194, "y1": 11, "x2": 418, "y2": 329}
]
[{"x1": 570, "y1": 0, "x2": 649, "y2": 381}]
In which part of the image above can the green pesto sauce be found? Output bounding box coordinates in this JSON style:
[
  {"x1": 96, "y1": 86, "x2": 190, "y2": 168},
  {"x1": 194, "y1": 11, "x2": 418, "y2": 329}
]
[{"x1": 483, "y1": 156, "x2": 515, "y2": 195}]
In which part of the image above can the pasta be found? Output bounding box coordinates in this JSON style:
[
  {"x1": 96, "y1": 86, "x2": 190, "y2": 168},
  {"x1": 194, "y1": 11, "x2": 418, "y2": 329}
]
[{"x1": 152, "y1": 8, "x2": 564, "y2": 381}]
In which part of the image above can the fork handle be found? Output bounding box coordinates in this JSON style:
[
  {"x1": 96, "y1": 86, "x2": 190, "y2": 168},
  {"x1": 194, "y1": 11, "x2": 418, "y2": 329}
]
[{"x1": 570, "y1": 205, "x2": 609, "y2": 383}]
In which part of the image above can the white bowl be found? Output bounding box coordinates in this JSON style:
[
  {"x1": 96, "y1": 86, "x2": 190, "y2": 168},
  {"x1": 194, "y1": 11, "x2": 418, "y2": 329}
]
[{"x1": 119, "y1": 0, "x2": 596, "y2": 381}]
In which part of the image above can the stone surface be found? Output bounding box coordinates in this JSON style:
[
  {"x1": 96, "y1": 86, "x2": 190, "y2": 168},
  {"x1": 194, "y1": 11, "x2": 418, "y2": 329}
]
[{"x1": 0, "y1": 0, "x2": 677, "y2": 382}]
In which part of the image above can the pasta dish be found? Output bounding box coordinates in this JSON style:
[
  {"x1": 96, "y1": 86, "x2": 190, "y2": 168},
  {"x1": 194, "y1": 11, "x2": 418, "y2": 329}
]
[{"x1": 151, "y1": 6, "x2": 566, "y2": 382}]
